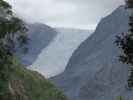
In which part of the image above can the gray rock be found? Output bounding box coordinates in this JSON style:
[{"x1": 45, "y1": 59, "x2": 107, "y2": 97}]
[{"x1": 51, "y1": 6, "x2": 133, "y2": 100}]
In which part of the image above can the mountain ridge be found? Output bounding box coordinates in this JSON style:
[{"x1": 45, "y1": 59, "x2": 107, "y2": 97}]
[
  {"x1": 51, "y1": 6, "x2": 133, "y2": 100},
  {"x1": 17, "y1": 23, "x2": 57, "y2": 66}
]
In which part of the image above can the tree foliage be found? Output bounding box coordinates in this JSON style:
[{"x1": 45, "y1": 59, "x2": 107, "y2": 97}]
[
  {"x1": 116, "y1": 0, "x2": 133, "y2": 88},
  {"x1": 0, "y1": 0, "x2": 28, "y2": 99},
  {"x1": 126, "y1": 0, "x2": 133, "y2": 8}
]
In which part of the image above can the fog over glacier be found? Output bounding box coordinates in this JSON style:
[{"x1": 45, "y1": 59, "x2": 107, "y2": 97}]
[{"x1": 29, "y1": 28, "x2": 92, "y2": 78}]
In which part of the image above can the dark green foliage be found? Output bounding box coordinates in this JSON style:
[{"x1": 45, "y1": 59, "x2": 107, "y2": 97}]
[
  {"x1": 125, "y1": 0, "x2": 133, "y2": 8},
  {"x1": 116, "y1": 32, "x2": 133, "y2": 65},
  {"x1": 0, "y1": 0, "x2": 12, "y2": 15},
  {"x1": 0, "y1": 0, "x2": 28, "y2": 99},
  {"x1": 116, "y1": 0, "x2": 133, "y2": 88},
  {"x1": 0, "y1": 0, "x2": 11, "y2": 9}
]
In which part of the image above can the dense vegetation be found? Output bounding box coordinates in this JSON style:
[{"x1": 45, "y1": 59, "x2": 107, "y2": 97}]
[
  {"x1": 0, "y1": 0, "x2": 67, "y2": 100},
  {"x1": 116, "y1": 0, "x2": 133, "y2": 88},
  {"x1": 0, "y1": 0, "x2": 28, "y2": 99},
  {"x1": 9, "y1": 58, "x2": 67, "y2": 100}
]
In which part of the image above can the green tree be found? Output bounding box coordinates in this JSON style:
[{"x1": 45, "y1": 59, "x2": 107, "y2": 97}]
[
  {"x1": 116, "y1": 0, "x2": 133, "y2": 88},
  {"x1": 0, "y1": 0, "x2": 28, "y2": 99},
  {"x1": 126, "y1": 0, "x2": 133, "y2": 8}
]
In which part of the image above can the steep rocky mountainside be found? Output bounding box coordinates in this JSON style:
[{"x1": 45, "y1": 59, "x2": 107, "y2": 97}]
[{"x1": 52, "y1": 6, "x2": 133, "y2": 100}]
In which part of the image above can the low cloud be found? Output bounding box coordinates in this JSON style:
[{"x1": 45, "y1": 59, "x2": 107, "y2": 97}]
[{"x1": 6, "y1": 0, "x2": 124, "y2": 29}]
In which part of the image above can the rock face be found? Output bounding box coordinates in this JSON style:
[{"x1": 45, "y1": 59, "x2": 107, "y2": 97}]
[
  {"x1": 52, "y1": 6, "x2": 133, "y2": 100},
  {"x1": 18, "y1": 23, "x2": 57, "y2": 66}
]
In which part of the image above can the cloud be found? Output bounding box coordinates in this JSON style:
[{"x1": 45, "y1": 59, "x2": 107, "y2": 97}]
[{"x1": 5, "y1": 0, "x2": 124, "y2": 29}]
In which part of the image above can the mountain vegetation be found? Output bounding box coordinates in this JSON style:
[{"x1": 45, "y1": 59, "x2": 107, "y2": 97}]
[
  {"x1": 6, "y1": 58, "x2": 67, "y2": 100},
  {"x1": 0, "y1": 0, "x2": 67, "y2": 100}
]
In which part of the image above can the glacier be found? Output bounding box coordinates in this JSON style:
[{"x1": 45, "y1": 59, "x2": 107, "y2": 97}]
[{"x1": 30, "y1": 28, "x2": 92, "y2": 78}]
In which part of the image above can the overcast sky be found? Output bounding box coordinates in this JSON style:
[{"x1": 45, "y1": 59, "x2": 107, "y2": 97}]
[{"x1": 6, "y1": 0, "x2": 124, "y2": 29}]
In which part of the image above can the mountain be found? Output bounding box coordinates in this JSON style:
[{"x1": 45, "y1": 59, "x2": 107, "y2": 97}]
[
  {"x1": 30, "y1": 28, "x2": 92, "y2": 78},
  {"x1": 17, "y1": 23, "x2": 57, "y2": 66},
  {"x1": 51, "y1": 6, "x2": 133, "y2": 100}
]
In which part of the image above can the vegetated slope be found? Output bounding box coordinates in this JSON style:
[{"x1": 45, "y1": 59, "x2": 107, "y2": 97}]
[
  {"x1": 17, "y1": 23, "x2": 57, "y2": 66},
  {"x1": 30, "y1": 28, "x2": 91, "y2": 78},
  {"x1": 3, "y1": 58, "x2": 67, "y2": 100},
  {"x1": 52, "y1": 6, "x2": 133, "y2": 100}
]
